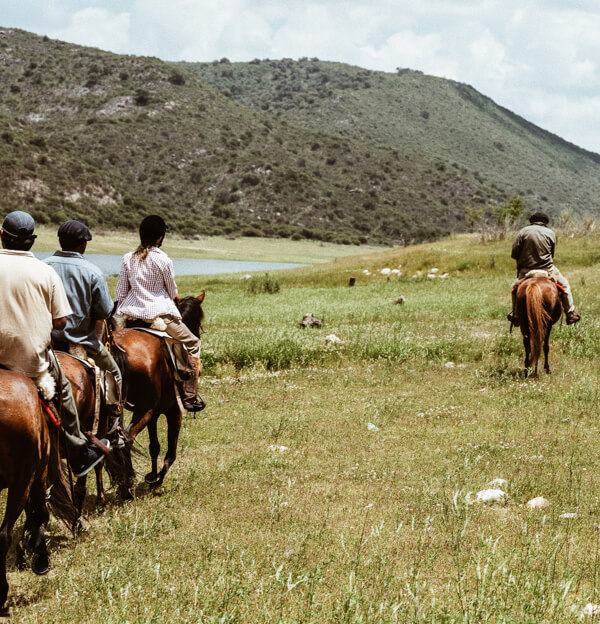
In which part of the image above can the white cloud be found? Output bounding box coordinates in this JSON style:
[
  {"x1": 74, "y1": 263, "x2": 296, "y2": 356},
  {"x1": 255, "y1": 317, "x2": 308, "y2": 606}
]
[{"x1": 49, "y1": 8, "x2": 131, "y2": 53}]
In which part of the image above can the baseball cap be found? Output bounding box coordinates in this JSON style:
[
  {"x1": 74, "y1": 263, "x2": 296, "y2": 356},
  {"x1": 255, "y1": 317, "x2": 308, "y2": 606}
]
[{"x1": 1, "y1": 210, "x2": 37, "y2": 239}]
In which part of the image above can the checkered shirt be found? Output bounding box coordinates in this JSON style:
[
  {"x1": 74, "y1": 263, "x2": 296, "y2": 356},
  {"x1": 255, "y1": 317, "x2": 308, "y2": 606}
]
[{"x1": 115, "y1": 247, "x2": 181, "y2": 320}]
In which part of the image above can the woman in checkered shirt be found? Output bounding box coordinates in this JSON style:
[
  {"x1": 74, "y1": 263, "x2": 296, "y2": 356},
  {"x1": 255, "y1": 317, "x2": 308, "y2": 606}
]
[{"x1": 115, "y1": 215, "x2": 204, "y2": 412}]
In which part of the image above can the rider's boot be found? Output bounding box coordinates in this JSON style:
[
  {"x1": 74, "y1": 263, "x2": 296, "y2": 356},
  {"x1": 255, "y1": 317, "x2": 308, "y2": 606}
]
[
  {"x1": 507, "y1": 292, "x2": 519, "y2": 326},
  {"x1": 181, "y1": 356, "x2": 205, "y2": 412}
]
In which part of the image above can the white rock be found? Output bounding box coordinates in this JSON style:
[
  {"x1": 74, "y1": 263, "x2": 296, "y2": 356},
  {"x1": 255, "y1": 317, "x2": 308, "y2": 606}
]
[
  {"x1": 397, "y1": 264, "x2": 402, "y2": 269},
  {"x1": 325, "y1": 334, "x2": 342, "y2": 344},
  {"x1": 475, "y1": 489, "x2": 506, "y2": 504},
  {"x1": 444, "y1": 361, "x2": 455, "y2": 368},
  {"x1": 560, "y1": 512, "x2": 577, "y2": 519},
  {"x1": 583, "y1": 603, "x2": 600, "y2": 616},
  {"x1": 268, "y1": 445, "x2": 289, "y2": 453},
  {"x1": 391, "y1": 268, "x2": 401, "y2": 275},
  {"x1": 429, "y1": 268, "x2": 439, "y2": 273},
  {"x1": 526, "y1": 496, "x2": 550, "y2": 510},
  {"x1": 440, "y1": 273, "x2": 450, "y2": 278},
  {"x1": 427, "y1": 273, "x2": 436, "y2": 279},
  {"x1": 240, "y1": 274, "x2": 252, "y2": 280},
  {"x1": 362, "y1": 269, "x2": 370, "y2": 274},
  {"x1": 380, "y1": 268, "x2": 391, "y2": 275},
  {"x1": 367, "y1": 423, "x2": 380, "y2": 432},
  {"x1": 488, "y1": 478, "x2": 508, "y2": 489}
]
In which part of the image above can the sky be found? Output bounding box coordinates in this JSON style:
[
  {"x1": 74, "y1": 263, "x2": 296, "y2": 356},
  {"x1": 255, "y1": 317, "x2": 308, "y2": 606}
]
[{"x1": 2, "y1": 0, "x2": 599, "y2": 155}]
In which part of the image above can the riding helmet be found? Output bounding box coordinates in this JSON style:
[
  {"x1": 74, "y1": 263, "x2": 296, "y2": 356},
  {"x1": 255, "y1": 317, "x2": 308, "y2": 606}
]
[{"x1": 139, "y1": 215, "x2": 168, "y2": 244}]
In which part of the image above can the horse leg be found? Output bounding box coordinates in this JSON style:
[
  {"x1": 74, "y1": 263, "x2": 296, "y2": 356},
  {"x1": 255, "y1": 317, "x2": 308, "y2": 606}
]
[
  {"x1": 544, "y1": 329, "x2": 551, "y2": 374},
  {"x1": 154, "y1": 404, "x2": 184, "y2": 488},
  {"x1": 94, "y1": 466, "x2": 107, "y2": 509},
  {"x1": 24, "y1": 478, "x2": 51, "y2": 576},
  {"x1": 522, "y1": 334, "x2": 531, "y2": 376},
  {"x1": 0, "y1": 481, "x2": 33, "y2": 616},
  {"x1": 145, "y1": 416, "x2": 161, "y2": 487}
]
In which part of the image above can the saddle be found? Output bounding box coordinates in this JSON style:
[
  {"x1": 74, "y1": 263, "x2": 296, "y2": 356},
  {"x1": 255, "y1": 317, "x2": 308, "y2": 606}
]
[
  {"x1": 58, "y1": 347, "x2": 120, "y2": 435},
  {"x1": 511, "y1": 270, "x2": 566, "y2": 295}
]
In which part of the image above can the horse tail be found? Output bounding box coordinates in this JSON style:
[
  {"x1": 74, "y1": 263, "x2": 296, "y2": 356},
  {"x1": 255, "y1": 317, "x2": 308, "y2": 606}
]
[
  {"x1": 525, "y1": 281, "x2": 551, "y2": 366},
  {"x1": 46, "y1": 424, "x2": 80, "y2": 532}
]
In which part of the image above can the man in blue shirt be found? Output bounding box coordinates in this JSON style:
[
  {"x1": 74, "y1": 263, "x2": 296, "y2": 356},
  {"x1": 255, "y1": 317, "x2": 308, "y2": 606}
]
[{"x1": 45, "y1": 220, "x2": 123, "y2": 416}]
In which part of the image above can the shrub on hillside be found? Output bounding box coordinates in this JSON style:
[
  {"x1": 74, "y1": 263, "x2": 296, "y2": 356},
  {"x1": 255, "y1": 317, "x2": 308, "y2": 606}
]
[{"x1": 246, "y1": 273, "x2": 280, "y2": 295}]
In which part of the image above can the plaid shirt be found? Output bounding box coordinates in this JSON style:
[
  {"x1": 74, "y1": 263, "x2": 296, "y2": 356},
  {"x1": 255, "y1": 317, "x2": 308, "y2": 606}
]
[{"x1": 115, "y1": 247, "x2": 181, "y2": 320}]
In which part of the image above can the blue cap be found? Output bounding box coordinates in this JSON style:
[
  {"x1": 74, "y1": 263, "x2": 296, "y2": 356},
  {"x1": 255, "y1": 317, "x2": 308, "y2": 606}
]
[
  {"x1": 1, "y1": 211, "x2": 36, "y2": 239},
  {"x1": 58, "y1": 219, "x2": 92, "y2": 243}
]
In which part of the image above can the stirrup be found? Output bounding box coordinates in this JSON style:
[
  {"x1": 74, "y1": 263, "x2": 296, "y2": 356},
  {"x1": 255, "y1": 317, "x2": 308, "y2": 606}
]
[
  {"x1": 183, "y1": 396, "x2": 206, "y2": 412},
  {"x1": 507, "y1": 312, "x2": 519, "y2": 327},
  {"x1": 566, "y1": 312, "x2": 581, "y2": 325}
]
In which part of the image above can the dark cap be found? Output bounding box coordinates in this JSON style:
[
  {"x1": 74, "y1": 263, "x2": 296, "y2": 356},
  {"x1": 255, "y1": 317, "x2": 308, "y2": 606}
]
[
  {"x1": 1, "y1": 210, "x2": 36, "y2": 239},
  {"x1": 57, "y1": 219, "x2": 92, "y2": 243},
  {"x1": 139, "y1": 215, "x2": 168, "y2": 244},
  {"x1": 529, "y1": 211, "x2": 549, "y2": 224}
]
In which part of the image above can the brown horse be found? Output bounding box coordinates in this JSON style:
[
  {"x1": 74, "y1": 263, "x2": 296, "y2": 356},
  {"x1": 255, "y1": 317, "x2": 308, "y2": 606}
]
[
  {"x1": 112, "y1": 293, "x2": 205, "y2": 496},
  {"x1": 56, "y1": 352, "x2": 133, "y2": 513},
  {"x1": 0, "y1": 369, "x2": 78, "y2": 616},
  {"x1": 516, "y1": 277, "x2": 562, "y2": 376}
]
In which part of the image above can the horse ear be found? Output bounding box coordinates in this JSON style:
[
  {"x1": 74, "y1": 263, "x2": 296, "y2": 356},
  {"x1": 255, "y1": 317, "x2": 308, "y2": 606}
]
[{"x1": 197, "y1": 291, "x2": 205, "y2": 303}]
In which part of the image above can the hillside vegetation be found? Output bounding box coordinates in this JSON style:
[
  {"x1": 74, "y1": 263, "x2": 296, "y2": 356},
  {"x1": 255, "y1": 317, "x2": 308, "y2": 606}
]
[
  {"x1": 9, "y1": 232, "x2": 600, "y2": 622},
  {"x1": 1, "y1": 28, "x2": 600, "y2": 246}
]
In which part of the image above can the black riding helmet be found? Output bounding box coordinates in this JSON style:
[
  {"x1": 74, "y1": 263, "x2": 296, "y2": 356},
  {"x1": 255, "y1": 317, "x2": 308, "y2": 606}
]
[{"x1": 139, "y1": 215, "x2": 168, "y2": 246}]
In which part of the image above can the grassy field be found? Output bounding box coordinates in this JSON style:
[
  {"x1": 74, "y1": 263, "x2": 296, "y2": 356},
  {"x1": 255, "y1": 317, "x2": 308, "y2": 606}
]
[{"x1": 6, "y1": 231, "x2": 600, "y2": 622}]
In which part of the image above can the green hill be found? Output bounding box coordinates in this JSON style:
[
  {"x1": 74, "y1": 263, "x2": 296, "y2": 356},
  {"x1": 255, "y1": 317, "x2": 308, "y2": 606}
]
[{"x1": 1, "y1": 28, "x2": 599, "y2": 245}]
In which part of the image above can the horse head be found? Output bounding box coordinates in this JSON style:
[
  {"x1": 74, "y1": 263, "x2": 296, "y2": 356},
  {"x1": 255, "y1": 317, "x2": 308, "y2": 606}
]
[{"x1": 177, "y1": 291, "x2": 205, "y2": 338}]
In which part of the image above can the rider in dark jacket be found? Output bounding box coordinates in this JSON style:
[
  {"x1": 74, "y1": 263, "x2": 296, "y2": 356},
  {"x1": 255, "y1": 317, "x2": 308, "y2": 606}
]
[{"x1": 508, "y1": 211, "x2": 580, "y2": 326}]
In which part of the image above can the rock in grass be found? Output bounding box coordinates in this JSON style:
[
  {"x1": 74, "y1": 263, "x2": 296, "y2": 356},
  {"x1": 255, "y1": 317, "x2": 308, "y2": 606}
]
[
  {"x1": 299, "y1": 313, "x2": 321, "y2": 328},
  {"x1": 325, "y1": 334, "x2": 342, "y2": 344},
  {"x1": 526, "y1": 496, "x2": 550, "y2": 510},
  {"x1": 560, "y1": 512, "x2": 577, "y2": 519},
  {"x1": 394, "y1": 296, "x2": 406, "y2": 305},
  {"x1": 488, "y1": 478, "x2": 508, "y2": 489},
  {"x1": 367, "y1": 422, "x2": 380, "y2": 432},
  {"x1": 475, "y1": 489, "x2": 506, "y2": 504},
  {"x1": 582, "y1": 603, "x2": 600, "y2": 616}
]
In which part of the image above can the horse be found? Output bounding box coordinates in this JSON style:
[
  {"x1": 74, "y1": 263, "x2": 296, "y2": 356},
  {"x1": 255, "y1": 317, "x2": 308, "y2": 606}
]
[
  {"x1": 0, "y1": 369, "x2": 79, "y2": 616},
  {"x1": 111, "y1": 293, "x2": 205, "y2": 497},
  {"x1": 516, "y1": 277, "x2": 562, "y2": 377},
  {"x1": 55, "y1": 351, "x2": 133, "y2": 513}
]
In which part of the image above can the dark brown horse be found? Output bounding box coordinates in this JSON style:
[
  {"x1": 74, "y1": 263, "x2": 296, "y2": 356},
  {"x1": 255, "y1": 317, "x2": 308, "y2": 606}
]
[
  {"x1": 516, "y1": 277, "x2": 562, "y2": 376},
  {"x1": 56, "y1": 352, "x2": 133, "y2": 513},
  {"x1": 0, "y1": 369, "x2": 78, "y2": 616},
  {"x1": 112, "y1": 293, "x2": 205, "y2": 496}
]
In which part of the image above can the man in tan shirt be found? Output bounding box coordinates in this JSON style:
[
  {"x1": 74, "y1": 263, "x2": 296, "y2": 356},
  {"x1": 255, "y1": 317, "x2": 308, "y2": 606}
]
[
  {"x1": 0, "y1": 210, "x2": 108, "y2": 477},
  {"x1": 508, "y1": 211, "x2": 580, "y2": 326}
]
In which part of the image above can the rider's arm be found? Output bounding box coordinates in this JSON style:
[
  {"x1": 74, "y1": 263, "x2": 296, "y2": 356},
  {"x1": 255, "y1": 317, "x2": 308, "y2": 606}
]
[{"x1": 53, "y1": 317, "x2": 67, "y2": 331}]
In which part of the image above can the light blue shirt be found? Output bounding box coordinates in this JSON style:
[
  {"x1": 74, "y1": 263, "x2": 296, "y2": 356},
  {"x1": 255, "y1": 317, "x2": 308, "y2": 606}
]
[{"x1": 45, "y1": 251, "x2": 114, "y2": 354}]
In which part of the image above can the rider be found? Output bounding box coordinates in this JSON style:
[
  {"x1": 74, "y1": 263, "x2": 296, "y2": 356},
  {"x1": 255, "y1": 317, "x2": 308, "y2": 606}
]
[
  {"x1": 45, "y1": 219, "x2": 123, "y2": 417},
  {"x1": 114, "y1": 215, "x2": 204, "y2": 412},
  {"x1": 0, "y1": 211, "x2": 109, "y2": 477},
  {"x1": 507, "y1": 211, "x2": 581, "y2": 326}
]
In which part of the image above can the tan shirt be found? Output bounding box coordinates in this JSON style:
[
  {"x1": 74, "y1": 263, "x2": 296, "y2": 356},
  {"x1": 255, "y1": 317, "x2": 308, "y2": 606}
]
[{"x1": 0, "y1": 250, "x2": 72, "y2": 376}]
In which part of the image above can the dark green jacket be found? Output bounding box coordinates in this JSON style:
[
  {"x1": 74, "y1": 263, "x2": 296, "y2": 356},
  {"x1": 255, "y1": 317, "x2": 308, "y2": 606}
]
[{"x1": 511, "y1": 223, "x2": 556, "y2": 272}]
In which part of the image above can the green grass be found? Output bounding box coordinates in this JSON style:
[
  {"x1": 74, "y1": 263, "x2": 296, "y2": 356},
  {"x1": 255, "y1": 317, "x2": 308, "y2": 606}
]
[{"x1": 5, "y1": 232, "x2": 600, "y2": 622}]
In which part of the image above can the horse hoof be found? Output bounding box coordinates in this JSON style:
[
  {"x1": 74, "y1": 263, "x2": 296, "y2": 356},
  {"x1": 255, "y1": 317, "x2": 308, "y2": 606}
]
[
  {"x1": 145, "y1": 471, "x2": 162, "y2": 487},
  {"x1": 0, "y1": 602, "x2": 10, "y2": 617},
  {"x1": 118, "y1": 487, "x2": 134, "y2": 501},
  {"x1": 31, "y1": 552, "x2": 51, "y2": 576}
]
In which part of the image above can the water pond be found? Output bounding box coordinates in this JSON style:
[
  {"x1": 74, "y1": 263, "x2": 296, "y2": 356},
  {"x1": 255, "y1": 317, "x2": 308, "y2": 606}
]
[{"x1": 34, "y1": 253, "x2": 305, "y2": 277}]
